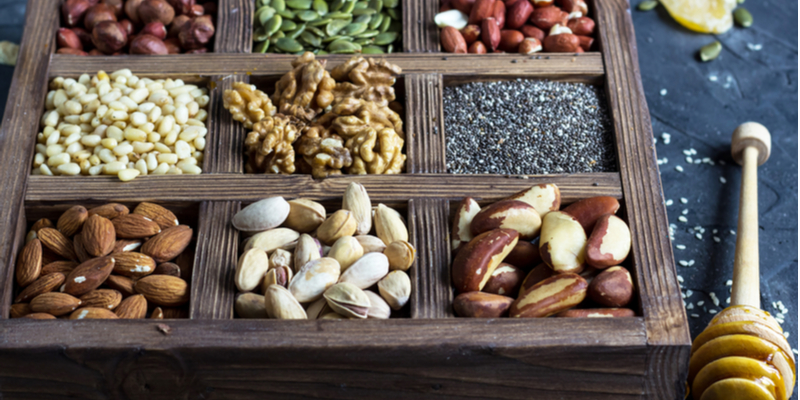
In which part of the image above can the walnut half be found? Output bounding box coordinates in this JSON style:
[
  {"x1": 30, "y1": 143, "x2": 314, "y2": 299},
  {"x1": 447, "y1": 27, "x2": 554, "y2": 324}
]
[
  {"x1": 223, "y1": 82, "x2": 276, "y2": 129},
  {"x1": 271, "y1": 52, "x2": 336, "y2": 122},
  {"x1": 244, "y1": 114, "x2": 302, "y2": 174}
]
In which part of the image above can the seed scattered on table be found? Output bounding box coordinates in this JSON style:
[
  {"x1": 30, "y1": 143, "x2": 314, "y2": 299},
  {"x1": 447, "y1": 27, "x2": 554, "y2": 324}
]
[{"x1": 443, "y1": 79, "x2": 615, "y2": 175}]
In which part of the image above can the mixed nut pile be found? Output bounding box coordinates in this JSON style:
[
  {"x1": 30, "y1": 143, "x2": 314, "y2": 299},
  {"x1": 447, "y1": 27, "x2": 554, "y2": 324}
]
[
  {"x1": 450, "y1": 183, "x2": 636, "y2": 318},
  {"x1": 233, "y1": 183, "x2": 415, "y2": 319},
  {"x1": 437, "y1": 0, "x2": 596, "y2": 54},
  {"x1": 253, "y1": 0, "x2": 402, "y2": 54},
  {"x1": 58, "y1": 0, "x2": 216, "y2": 55},
  {"x1": 11, "y1": 202, "x2": 194, "y2": 320},
  {"x1": 223, "y1": 52, "x2": 405, "y2": 178},
  {"x1": 33, "y1": 70, "x2": 209, "y2": 181}
]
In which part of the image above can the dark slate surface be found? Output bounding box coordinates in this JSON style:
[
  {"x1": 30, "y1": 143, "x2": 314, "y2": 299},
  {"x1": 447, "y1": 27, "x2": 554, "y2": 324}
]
[{"x1": 0, "y1": 0, "x2": 797, "y2": 396}]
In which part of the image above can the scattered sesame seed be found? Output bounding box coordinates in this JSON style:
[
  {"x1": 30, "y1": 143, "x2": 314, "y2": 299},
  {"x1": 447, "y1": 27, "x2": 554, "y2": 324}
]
[
  {"x1": 660, "y1": 89, "x2": 668, "y2": 96},
  {"x1": 747, "y1": 43, "x2": 763, "y2": 51},
  {"x1": 677, "y1": 275, "x2": 684, "y2": 283},
  {"x1": 666, "y1": 199, "x2": 673, "y2": 206},
  {"x1": 680, "y1": 198, "x2": 688, "y2": 204},
  {"x1": 784, "y1": 332, "x2": 790, "y2": 339},
  {"x1": 679, "y1": 260, "x2": 689, "y2": 266},
  {"x1": 691, "y1": 313, "x2": 700, "y2": 318},
  {"x1": 676, "y1": 245, "x2": 686, "y2": 250},
  {"x1": 713, "y1": 236, "x2": 721, "y2": 243},
  {"x1": 661, "y1": 132, "x2": 671, "y2": 144},
  {"x1": 678, "y1": 216, "x2": 688, "y2": 223},
  {"x1": 726, "y1": 297, "x2": 731, "y2": 304},
  {"x1": 713, "y1": 229, "x2": 718, "y2": 234},
  {"x1": 730, "y1": 230, "x2": 736, "y2": 235},
  {"x1": 726, "y1": 280, "x2": 732, "y2": 286},
  {"x1": 682, "y1": 209, "x2": 689, "y2": 215},
  {"x1": 695, "y1": 233, "x2": 703, "y2": 240},
  {"x1": 697, "y1": 301, "x2": 705, "y2": 306},
  {"x1": 686, "y1": 290, "x2": 693, "y2": 297},
  {"x1": 683, "y1": 149, "x2": 692, "y2": 156},
  {"x1": 688, "y1": 260, "x2": 695, "y2": 266},
  {"x1": 720, "y1": 177, "x2": 727, "y2": 184},
  {"x1": 694, "y1": 158, "x2": 702, "y2": 164},
  {"x1": 793, "y1": 349, "x2": 798, "y2": 355},
  {"x1": 709, "y1": 309, "x2": 718, "y2": 314},
  {"x1": 689, "y1": 148, "x2": 697, "y2": 155},
  {"x1": 687, "y1": 303, "x2": 694, "y2": 310},
  {"x1": 686, "y1": 156, "x2": 693, "y2": 163},
  {"x1": 709, "y1": 75, "x2": 718, "y2": 82},
  {"x1": 675, "y1": 165, "x2": 684, "y2": 172}
]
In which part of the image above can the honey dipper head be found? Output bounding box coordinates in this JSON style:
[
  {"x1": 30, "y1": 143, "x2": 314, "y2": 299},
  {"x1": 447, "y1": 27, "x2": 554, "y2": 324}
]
[{"x1": 731, "y1": 122, "x2": 771, "y2": 166}]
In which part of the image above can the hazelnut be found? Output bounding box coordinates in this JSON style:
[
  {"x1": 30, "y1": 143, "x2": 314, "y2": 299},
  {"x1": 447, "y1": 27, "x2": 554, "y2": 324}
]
[
  {"x1": 92, "y1": 21, "x2": 128, "y2": 54},
  {"x1": 124, "y1": 0, "x2": 145, "y2": 24},
  {"x1": 189, "y1": 4, "x2": 205, "y2": 16},
  {"x1": 202, "y1": 2, "x2": 216, "y2": 14},
  {"x1": 102, "y1": 0, "x2": 124, "y2": 17},
  {"x1": 141, "y1": 21, "x2": 168, "y2": 39},
  {"x1": 84, "y1": 4, "x2": 118, "y2": 32},
  {"x1": 118, "y1": 19, "x2": 134, "y2": 36},
  {"x1": 57, "y1": 28, "x2": 83, "y2": 50},
  {"x1": 56, "y1": 48, "x2": 88, "y2": 56},
  {"x1": 62, "y1": 0, "x2": 91, "y2": 27},
  {"x1": 139, "y1": 0, "x2": 176, "y2": 25},
  {"x1": 169, "y1": 15, "x2": 191, "y2": 37},
  {"x1": 178, "y1": 15, "x2": 215, "y2": 50},
  {"x1": 71, "y1": 27, "x2": 94, "y2": 49},
  {"x1": 167, "y1": 0, "x2": 196, "y2": 15},
  {"x1": 163, "y1": 37, "x2": 181, "y2": 53},
  {"x1": 130, "y1": 34, "x2": 169, "y2": 55}
]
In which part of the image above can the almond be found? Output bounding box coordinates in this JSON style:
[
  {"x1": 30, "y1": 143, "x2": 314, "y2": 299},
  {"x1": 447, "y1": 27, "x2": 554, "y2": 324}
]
[
  {"x1": 82, "y1": 215, "x2": 116, "y2": 257},
  {"x1": 79, "y1": 289, "x2": 123, "y2": 310},
  {"x1": 134, "y1": 202, "x2": 179, "y2": 230},
  {"x1": 543, "y1": 32, "x2": 580, "y2": 52},
  {"x1": 441, "y1": 26, "x2": 467, "y2": 53},
  {"x1": 112, "y1": 252, "x2": 157, "y2": 278},
  {"x1": 64, "y1": 256, "x2": 115, "y2": 296},
  {"x1": 506, "y1": 0, "x2": 533, "y2": 29},
  {"x1": 115, "y1": 294, "x2": 148, "y2": 318},
  {"x1": 31, "y1": 218, "x2": 54, "y2": 233},
  {"x1": 15, "y1": 272, "x2": 65, "y2": 303},
  {"x1": 481, "y1": 17, "x2": 501, "y2": 51},
  {"x1": 73, "y1": 232, "x2": 92, "y2": 262},
  {"x1": 154, "y1": 262, "x2": 181, "y2": 277},
  {"x1": 113, "y1": 214, "x2": 161, "y2": 239},
  {"x1": 10, "y1": 303, "x2": 32, "y2": 318},
  {"x1": 38, "y1": 228, "x2": 77, "y2": 261},
  {"x1": 469, "y1": 0, "x2": 494, "y2": 24},
  {"x1": 24, "y1": 312, "x2": 57, "y2": 319},
  {"x1": 141, "y1": 225, "x2": 193, "y2": 263},
  {"x1": 30, "y1": 292, "x2": 82, "y2": 316},
  {"x1": 70, "y1": 307, "x2": 120, "y2": 319},
  {"x1": 529, "y1": 6, "x2": 567, "y2": 30},
  {"x1": 134, "y1": 275, "x2": 189, "y2": 307},
  {"x1": 112, "y1": 239, "x2": 142, "y2": 253},
  {"x1": 105, "y1": 274, "x2": 137, "y2": 297},
  {"x1": 41, "y1": 260, "x2": 78, "y2": 276},
  {"x1": 88, "y1": 203, "x2": 130, "y2": 219},
  {"x1": 16, "y1": 238, "x2": 43, "y2": 287},
  {"x1": 40, "y1": 247, "x2": 63, "y2": 266},
  {"x1": 57, "y1": 205, "x2": 88, "y2": 237}
]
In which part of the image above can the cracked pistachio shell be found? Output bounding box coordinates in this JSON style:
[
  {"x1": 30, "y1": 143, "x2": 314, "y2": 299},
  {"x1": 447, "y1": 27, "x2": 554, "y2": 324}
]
[
  {"x1": 294, "y1": 233, "x2": 322, "y2": 273},
  {"x1": 269, "y1": 248, "x2": 293, "y2": 270},
  {"x1": 384, "y1": 240, "x2": 416, "y2": 272},
  {"x1": 263, "y1": 265, "x2": 293, "y2": 291},
  {"x1": 328, "y1": 236, "x2": 364, "y2": 272},
  {"x1": 342, "y1": 182, "x2": 372, "y2": 235},
  {"x1": 285, "y1": 199, "x2": 326, "y2": 233},
  {"x1": 264, "y1": 284, "x2": 307, "y2": 319},
  {"x1": 364, "y1": 289, "x2": 391, "y2": 319},
  {"x1": 245, "y1": 228, "x2": 300, "y2": 253},
  {"x1": 288, "y1": 257, "x2": 341, "y2": 303},
  {"x1": 233, "y1": 197, "x2": 290, "y2": 232},
  {"x1": 338, "y1": 252, "x2": 389, "y2": 289},
  {"x1": 305, "y1": 297, "x2": 332, "y2": 319},
  {"x1": 235, "y1": 248, "x2": 269, "y2": 292},
  {"x1": 235, "y1": 292, "x2": 267, "y2": 318},
  {"x1": 323, "y1": 282, "x2": 370, "y2": 319},
  {"x1": 374, "y1": 204, "x2": 408, "y2": 245},
  {"x1": 317, "y1": 210, "x2": 357, "y2": 245},
  {"x1": 356, "y1": 235, "x2": 386, "y2": 253},
  {"x1": 378, "y1": 270, "x2": 411, "y2": 310}
]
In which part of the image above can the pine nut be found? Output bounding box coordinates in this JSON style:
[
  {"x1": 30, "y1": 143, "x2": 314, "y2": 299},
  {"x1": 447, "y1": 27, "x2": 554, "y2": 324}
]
[
  {"x1": 57, "y1": 163, "x2": 81, "y2": 175},
  {"x1": 118, "y1": 168, "x2": 140, "y2": 181}
]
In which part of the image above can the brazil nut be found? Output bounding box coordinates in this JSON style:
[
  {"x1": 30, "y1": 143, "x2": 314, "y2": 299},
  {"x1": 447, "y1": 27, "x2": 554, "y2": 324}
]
[
  {"x1": 482, "y1": 263, "x2": 525, "y2": 296},
  {"x1": 588, "y1": 266, "x2": 633, "y2": 307},
  {"x1": 539, "y1": 211, "x2": 587, "y2": 274},
  {"x1": 470, "y1": 200, "x2": 542, "y2": 240},
  {"x1": 503, "y1": 240, "x2": 541, "y2": 271},
  {"x1": 561, "y1": 196, "x2": 620, "y2": 234},
  {"x1": 518, "y1": 263, "x2": 554, "y2": 295},
  {"x1": 451, "y1": 197, "x2": 481, "y2": 251},
  {"x1": 554, "y1": 308, "x2": 635, "y2": 318},
  {"x1": 510, "y1": 273, "x2": 587, "y2": 318},
  {"x1": 505, "y1": 183, "x2": 561, "y2": 218},
  {"x1": 451, "y1": 229, "x2": 519, "y2": 293},
  {"x1": 586, "y1": 214, "x2": 631, "y2": 269},
  {"x1": 453, "y1": 291, "x2": 514, "y2": 318}
]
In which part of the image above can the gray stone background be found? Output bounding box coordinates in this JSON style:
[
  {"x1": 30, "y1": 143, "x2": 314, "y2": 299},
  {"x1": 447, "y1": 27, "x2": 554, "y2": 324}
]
[{"x1": 0, "y1": 0, "x2": 796, "y2": 396}]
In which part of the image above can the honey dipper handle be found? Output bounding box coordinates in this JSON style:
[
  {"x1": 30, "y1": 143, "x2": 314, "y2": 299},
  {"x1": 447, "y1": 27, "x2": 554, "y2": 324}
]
[{"x1": 730, "y1": 122, "x2": 771, "y2": 308}]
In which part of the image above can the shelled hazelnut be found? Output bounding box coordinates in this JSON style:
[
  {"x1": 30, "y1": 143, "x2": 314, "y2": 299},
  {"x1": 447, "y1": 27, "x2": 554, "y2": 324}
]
[
  {"x1": 436, "y1": 0, "x2": 596, "y2": 54},
  {"x1": 57, "y1": 0, "x2": 215, "y2": 55},
  {"x1": 11, "y1": 202, "x2": 193, "y2": 320},
  {"x1": 450, "y1": 184, "x2": 636, "y2": 318}
]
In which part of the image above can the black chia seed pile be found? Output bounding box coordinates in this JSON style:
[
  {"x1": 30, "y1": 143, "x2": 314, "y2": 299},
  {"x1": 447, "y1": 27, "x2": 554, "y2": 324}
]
[{"x1": 443, "y1": 79, "x2": 617, "y2": 175}]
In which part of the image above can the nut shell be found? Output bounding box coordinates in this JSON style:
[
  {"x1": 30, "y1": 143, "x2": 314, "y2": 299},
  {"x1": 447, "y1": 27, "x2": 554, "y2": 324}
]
[
  {"x1": 233, "y1": 197, "x2": 290, "y2": 232},
  {"x1": 91, "y1": 21, "x2": 128, "y2": 54},
  {"x1": 285, "y1": 199, "x2": 326, "y2": 233},
  {"x1": 317, "y1": 210, "x2": 357, "y2": 246},
  {"x1": 138, "y1": 0, "x2": 175, "y2": 25}
]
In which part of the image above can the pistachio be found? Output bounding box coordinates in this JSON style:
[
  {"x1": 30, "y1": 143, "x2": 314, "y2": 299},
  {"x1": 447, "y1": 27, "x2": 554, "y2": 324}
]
[
  {"x1": 285, "y1": 199, "x2": 326, "y2": 233},
  {"x1": 264, "y1": 284, "x2": 307, "y2": 319},
  {"x1": 338, "y1": 252, "x2": 389, "y2": 289},
  {"x1": 328, "y1": 236, "x2": 364, "y2": 271},
  {"x1": 378, "y1": 270, "x2": 410, "y2": 310},
  {"x1": 245, "y1": 228, "x2": 300, "y2": 253},
  {"x1": 317, "y1": 210, "x2": 358, "y2": 245},
  {"x1": 374, "y1": 204, "x2": 408, "y2": 245},
  {"x1": 269, "y1": 248, "x2": 294, "y2": 270},
  {"x1": 323, "y1": 282, "x2": 371, "y2": 319},
  {"x1": 637, "y1": 0, "x2": 658, "y2": 11},
  {"x1": 342, "y1": 182, "x2": 372, "y2": 235},
  {"x1": 235, "y1": 248, "x2": 269, "y2": 292},
  {"x1": 733, "y1": 7, "x2": 752, "y2": 28},
  {"x1": 294, "y1": 233, "x2": 322, "y2": 272},
  {"x1": 305, "y1": 297, "x2": 332, "y2": 319},
  {"x1": 232, "y1": 197, "x2": 290, "y2": 232},
  {"x1": 699, "y1": 41, "x2": 722, "y2": 62},
  {"x1": 384, "y1": 240, "x2": 416, "y2": 272},
  {"x1": 355, "y1": 235, "x2": 387, "y2": 253},
  {"x1": 235, "y1": 292, "x2": 268, "y2": 318},
  {"x1": 263, "y1": 265, "x2": 293, "y2": 290},
  {"x1": 364, "y1": 290, "x2": 391, "y2": 319},
  {"x1": 288, "y1": 257, "x2": 341, "y2": 303}
]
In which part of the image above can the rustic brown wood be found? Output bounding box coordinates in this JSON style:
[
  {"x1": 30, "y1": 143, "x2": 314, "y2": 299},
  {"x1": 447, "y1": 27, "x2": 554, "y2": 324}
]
[
  {"x1": 410, "y1": 198, "x2": 453, "y2": 318},
  {"x1": 215, "y1": 0, "x2": 254, "y2": 53},
  {"x1": 406, "y1": 74, "x2": 446, "y2": 173},
  {"x1": 595, "y1": 0, "x2": 691, "y2": 396},
  {"x1": 403, "y1": 0, "x2": 440, "y2": 52}
]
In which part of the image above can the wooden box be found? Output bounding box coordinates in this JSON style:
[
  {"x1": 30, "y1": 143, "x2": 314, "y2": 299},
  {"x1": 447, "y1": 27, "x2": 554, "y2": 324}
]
[{"x1": 0, "y1": 0, "x2": 690, "y2": 398}]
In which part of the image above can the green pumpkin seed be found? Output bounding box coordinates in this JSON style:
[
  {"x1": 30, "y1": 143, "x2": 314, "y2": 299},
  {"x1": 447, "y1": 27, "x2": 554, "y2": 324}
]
[
  {"x1": 309, "y1": 17, "x2": 333, "y2": 26},
  {"x1": 328, "y1": 39, "x2": 358, "y2": 53},
  {"x1": 354, "y1": 37, "x2": 374, "y2": 45},
  {"x1": 313, "y1": 0, "x2": 328, "y2": 15},
  {"x1": 369, "y1": 0, "x2": 383, "y2": 13},
  {"x1": 255, "y1": 6, "x2": 275, "y2": 24},
  {"x1": 269, "y1": 32, "x2": 284, "y2": 44},
  {"x1": 281, "y1": 20, "x2": 298, "y2": 31},
  {"x1": 254, "y1": 27, "x2": 270, "y2": 42},
  {"x1": 733, "y1": 7, "x2": 752, "y2": 27},
  {"x1": 254, "y1": 40, "x2": 270, "y2": 53},
  {"x1": 317, "y1": 50, "x2": 329, "y2": 55},
  {"x1": 326, "y1": 11, "x2": 353, "y2": 19},
  {"x1": 257, "y1": 0, "x2": 271, "y2": 7},
  {"x1": 287, "y1": 23, "x2": 306, "y2": 39},
  {"x1": 341, "y1": 0, "x2": 357, "y2": 13},
  {"x1": 300, "y1": 31, "x2": 322, "y2": 47},
  {"x1": 361, "y1": 45, "x2": 384, "y2": 54},
  {"x1": 298, "y1": 10, "x2": 319, "y2": 21},
  {"x1": 373, "y1": 31, "x2": 397, "y2": 45},
  {"x1": 306, "y1": 26, "x2": 325, "y2": 36},
  {"x1": 286, "y1": 0, "x2": 312, "y2": 10},
  {"x1": 353, "y1": 8, "x2": 376, "y2": 15},
  {"x1": 265, "y1": 15, "x2": 283, "y2": 35},
  {"x1": 271, "y1": 0, "x2": 286, "y2": 12},
  {"x1": 354, "y1": 1, "x2": 368, "y2": 9},
  {"x1": 369, "y1": 13, "x2": 384, "y2": 30},
  {"x1": 331, "y1": 0, "x2": 345, "y2": 11},
  {"x1": 355, "y1": 14, "x2": 372, "y2": 24},
  {"x1": 386, "y1": 43, "x2": 393, "y2": 53},
  {"x1": 341, "y1": 22, "x2": 367, "y2": 36},
  {"x1": 322, "y1": 35, "x2": 352, "y2": 43},
  {"x1": 386, "y1": 8, "x2": 399, "y2": 19},
  {"x1": 699, "y1": 41, "x2": 722, "y2": 62},
  {"x1": 379, "y1": 15, "x2": 391, "y2": 32},
  {"x1": 326, "y1": 19, "x2": 350, "y2": 36},
  {"x1": 637, "y1": 0, "x2": 658, "y2": 11},
  {"x1": 276, "y1": 37, "x2": 304, "y2": 52},
  {"x1": 383, "y1": 0, "x2": 398, "y2": 8},
  {"x1": 355, "y1": 29, "x2": 379, "y2": 38},
  {"x1": 276, "y1": 8, "x2": 295, "y2": 18}
]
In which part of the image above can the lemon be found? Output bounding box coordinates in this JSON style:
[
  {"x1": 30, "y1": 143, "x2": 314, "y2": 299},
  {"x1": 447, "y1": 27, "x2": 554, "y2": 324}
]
[{"x1": 660, "y1": 0, "x2": 736, "y2": 34}]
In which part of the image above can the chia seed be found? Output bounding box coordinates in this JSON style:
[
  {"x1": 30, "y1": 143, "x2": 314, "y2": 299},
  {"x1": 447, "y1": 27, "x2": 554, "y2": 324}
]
[{"x1": 443, "y1": 79, "x2": 616, "y2": 175}]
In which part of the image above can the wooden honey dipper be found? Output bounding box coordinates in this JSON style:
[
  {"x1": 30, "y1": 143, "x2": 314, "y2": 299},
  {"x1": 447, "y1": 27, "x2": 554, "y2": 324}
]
[{"x1": 688, "y1": 122, "x2": 796, "y2": 399}]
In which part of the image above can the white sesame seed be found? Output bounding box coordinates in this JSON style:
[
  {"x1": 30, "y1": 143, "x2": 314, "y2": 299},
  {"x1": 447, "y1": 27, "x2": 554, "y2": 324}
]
[
  {"x1": 694, "y1": 159, "x2": 702, "y2": 164},
  {"x1": 683, "y1": 149, "x2": 692, "y2": 156},
  {"x1": 688, "y1": 260, "x2": 695, "y2": 266},
  {"x1": 785, "y1": 332, "x2": 790, "y2": 339},
  {"x1": 726, "y1": 297, "x2": 731, "y2": 304},
  {"x1": 726, "y1": 280, "x2": 732, "y2": 286},
  {"x1": 678, "y1": 216, "x2": 688, "y2": 223},
  {"x1": 793, "y1": 349, "x2": 798, "y2": 355},
  {"x1": 730, "y1": 230, "x2": 736, "y2": 235},
  {"x1": 697, "y1": 301, "x2": 705, "y2": 306},
  {"x1": 713, "y1": 229, "x2": 718, "y2": 234},
  {"x1": 713, "y1": 236, "x2": 721, "y2": 242},
  {"x1": 675, "y1": 165, "x2": 684, "y2": 172},
  {"x1": 709, "y1": 75, "x2": 718, "y2": 82},
  {"x1": 691, "y1": 313, "x2": 699, "y2": 318},
  {"x1": 680, "y1": 198, "x2": 688, "y2": 204},
  {"x1": 690, "y1": 148, "x2": 697, "y2": 155},
  {"x1": 687, "y1": 303, "x2": 694, "y2": 309},
  {"x1": 660, "y1": 89, "x2": 668, "y2": 96},
  {"x1": 679, "y1": 260, "x2": 689, "y2": 266},
  {"x1": 676, "y1": 244, "x2": 686, "y2": 250},
  {"x1": 719, "y1": 177, "x2": 727, "y2": 184},
  {"x1": 666, "y1": 199, "x2": 673, "y2": 206},
  {"x1": 686, "y1": 156, "x2": 693, "y2": 163},
  {"x1": 677, "y1": 275, "x2": 684, "y2": 283},
  {"x1": 686, "y1": 290, "x2": 693, "y2": 297},
  {"x1": 709, "y1": 309, "x2": 718, "y2": 314},
  {"x1": 682, "y1": 209, "x2": 689, "y2": 215},
  {"x1": 696, "y1": 233, "x2": 703, "y2": 240},
  {"x1": 702, "y1": 157, "x2": 711, "y2": 163}
]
